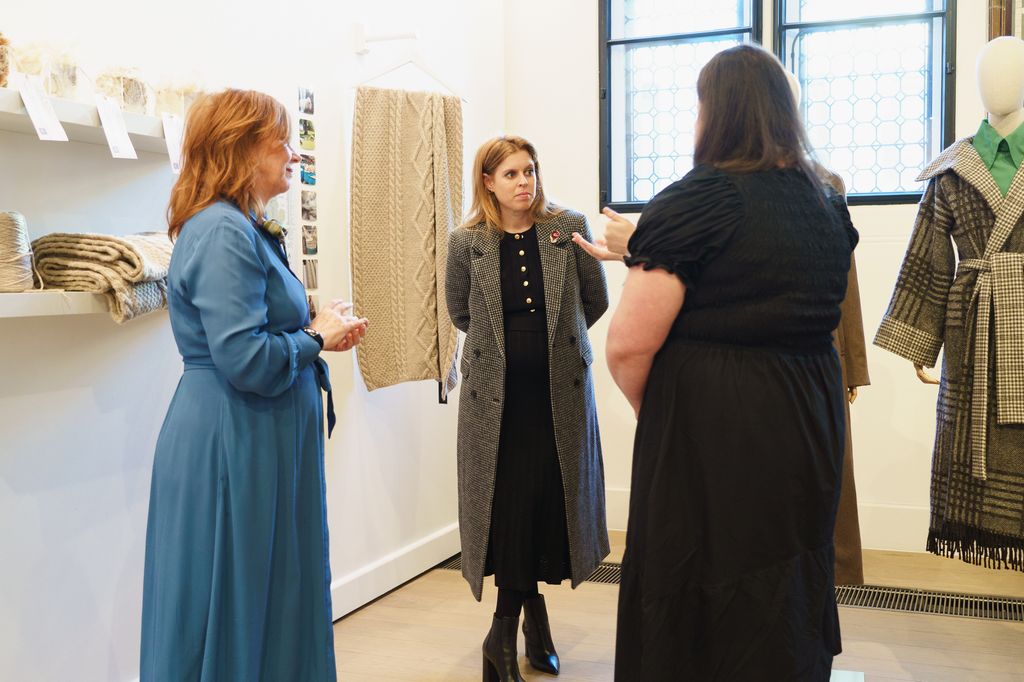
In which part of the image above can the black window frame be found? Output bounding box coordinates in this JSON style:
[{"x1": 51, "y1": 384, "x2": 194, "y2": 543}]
[
  {"x1": 598, "y1": 0, "x2": 763, "y2": 213},
  {"x1": 774, "y1": 1, "x2": 957, "y2": 205},
  {"x1": 598, "y1": 0, "x2": 957, "y2": 211}
]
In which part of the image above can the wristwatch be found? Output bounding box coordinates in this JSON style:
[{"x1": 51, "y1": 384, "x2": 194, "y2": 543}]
[{"x1": 301, "y1": 326, "x2": 324, "y2": 349}]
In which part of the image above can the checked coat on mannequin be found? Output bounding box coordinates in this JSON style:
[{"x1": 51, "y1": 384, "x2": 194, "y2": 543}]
[
  {"x1": 446, "y1": 209, "x2": 610, "y2": 600},
  {"x1": 875, "y1": 137, "x2": 1024, "y2": 571}
]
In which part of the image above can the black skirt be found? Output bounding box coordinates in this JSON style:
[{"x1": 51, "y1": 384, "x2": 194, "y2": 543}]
[
  {"x1": 615, "y1": 340, "x2": 844, "y2": 681},
  {"x1": 485, "y1": 313, "x2": 571, "y2": 591}
]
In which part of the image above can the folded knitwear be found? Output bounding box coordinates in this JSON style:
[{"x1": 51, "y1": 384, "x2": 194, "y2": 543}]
[{"x1": 32, "y1": 231, "x2": 173, "y2": 323}]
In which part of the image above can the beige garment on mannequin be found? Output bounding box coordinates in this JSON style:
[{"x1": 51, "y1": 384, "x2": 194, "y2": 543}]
[
  {"x1": 820, "y1": 169, "x2": 870, "y2": 585},
  {"x1": 834, "y1": 255, "x2": 870, "y2": 584}
]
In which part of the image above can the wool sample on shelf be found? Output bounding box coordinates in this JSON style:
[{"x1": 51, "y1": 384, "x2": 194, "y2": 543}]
[
  {"x1": 0, "y1": 33, "x2": 9, "y2": 88},
  {"x1": 31, "y1": 231, "x2": 174, "y2": 322},
  {"x1": 0, "y1": 211, "x2": 35, "y2": 292}
]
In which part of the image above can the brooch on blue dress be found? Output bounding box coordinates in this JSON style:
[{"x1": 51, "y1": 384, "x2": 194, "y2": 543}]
[{"x1": 260, "y1": 218, "x2": 287, "y2": 244}]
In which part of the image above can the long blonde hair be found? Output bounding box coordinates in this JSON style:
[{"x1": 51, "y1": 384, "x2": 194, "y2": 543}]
[
  {"x1": 462, "y1": 135, "x2": 562, "y2": 231},
  {"x1": 167, "y1": 89, "x2": 290, "y2": 239}
]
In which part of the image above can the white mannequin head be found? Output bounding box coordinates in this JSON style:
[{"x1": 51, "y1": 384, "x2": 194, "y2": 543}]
[{"x1": 977, "y1": 37, "x2": 1024, "y2": 133}]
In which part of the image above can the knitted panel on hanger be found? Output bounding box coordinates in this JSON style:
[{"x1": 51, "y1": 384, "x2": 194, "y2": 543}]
[{"x1": 350, "y1": 86, "x2": 462, "y2": 397}]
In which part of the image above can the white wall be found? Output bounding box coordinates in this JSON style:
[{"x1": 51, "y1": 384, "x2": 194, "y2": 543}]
[
  {"x1": 0, "y1": 2, "x2": 504, "y2": 680},
  {"x1": 503, "y1": 1, "x2": 990, "y2": 552}
]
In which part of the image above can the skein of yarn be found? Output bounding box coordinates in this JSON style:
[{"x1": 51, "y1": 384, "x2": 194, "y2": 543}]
[
  {"x1": 0, "y1": 33, "x2": 9, "y2": 88},
  {"x1": 0, "y1": 211, "x2": 36, "y2": 292}
]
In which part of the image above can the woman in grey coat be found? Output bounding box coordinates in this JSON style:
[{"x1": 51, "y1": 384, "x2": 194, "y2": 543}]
[{"x1": 446, "y1": 135, "x2": 609, "y2": 682}]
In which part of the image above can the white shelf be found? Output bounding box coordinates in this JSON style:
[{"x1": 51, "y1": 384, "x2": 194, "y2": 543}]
[
  {"x1": 0, "y1": 291, "x2": 109, "y2": 318},
  {"x1": 0, "y1": 87, "x2": 169, "y2": 155}
]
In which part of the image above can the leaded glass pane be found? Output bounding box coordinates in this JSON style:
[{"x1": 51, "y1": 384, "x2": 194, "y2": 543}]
[
  {"x1": 785, "y1": 0, "x2": 943, "y2": 24},
  {"x1": 784, "y1": 19, "x2": 944, "y2": 195},
  {"x1": 611, "y1": 36, "x2": 742, "y2": 203},
  {"x1": 611, "y1": 0, "x2": 748, "y2": 39}
]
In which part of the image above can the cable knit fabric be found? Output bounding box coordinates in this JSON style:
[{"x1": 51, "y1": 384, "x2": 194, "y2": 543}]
[{"x1": 350, "y1": 86, "x2": 462, "y2": 398}]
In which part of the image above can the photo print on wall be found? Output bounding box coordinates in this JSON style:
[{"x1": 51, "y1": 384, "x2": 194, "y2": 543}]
[
  {"x1": 298, "y1": 86, "x2": 314, "y2": 115},
  {"x1": 299, "y1": 118, "x2": 315, "y2": 151},
  {"x1": 302, "y1": 225, "x2": 318, "y2": 255},
  {"x1": 301, "y1": 154, "x2": 316, "y2": 186},
  {"x1": 303, "y1": 258, "x2": 319, "y2": 290},
  {"x1": 301, "y1": 190, "x2": 317, "y2": 222}
]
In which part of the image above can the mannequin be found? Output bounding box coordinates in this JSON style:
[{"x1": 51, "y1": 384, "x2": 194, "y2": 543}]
[
  {"x1": 912, "y1": 36, "x2": 1024, "y2": 385},
  {"x1": 874, "y1": 36, "x2": 1024, "y2": 571}
]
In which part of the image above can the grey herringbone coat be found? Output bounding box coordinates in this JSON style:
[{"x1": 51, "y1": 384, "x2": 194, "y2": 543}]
[{"x1": 446, "y1": 209, "x2": 610, "y2": 600}]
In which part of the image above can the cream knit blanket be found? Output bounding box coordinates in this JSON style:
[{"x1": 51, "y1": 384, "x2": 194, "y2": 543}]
[
  {"x1": 32, "y1": 231, "x2": 173, "y2": 323},
  {"x1": 351, "y1": 86, "x2": 462, "y2": 398}
]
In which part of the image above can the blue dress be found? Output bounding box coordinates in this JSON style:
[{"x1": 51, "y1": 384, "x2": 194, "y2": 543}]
[{"x1": 141, "y1": 201, "x2": 336, "y2": 681}]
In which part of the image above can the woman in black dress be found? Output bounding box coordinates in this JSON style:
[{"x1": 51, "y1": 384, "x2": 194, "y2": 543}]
[
  {"x1": 446, "y1": 136, "x2": 609, "y2": 681},
  {"x1": 604, "y1": 45, "x2": 855, "y2": 680}
]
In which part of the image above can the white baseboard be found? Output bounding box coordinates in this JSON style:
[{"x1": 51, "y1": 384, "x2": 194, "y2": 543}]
[
  {"x1": 857, "y1": 502, "x2": 930, "y2": 553},
  {"x1": 606, "y1": 486, "x2": 630, "y2": 531},
  {"x1": 330, "y1": 522, "x2": 461, "y2": 619}
]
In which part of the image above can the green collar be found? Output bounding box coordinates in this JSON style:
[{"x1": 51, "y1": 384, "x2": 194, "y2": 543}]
[{"x1": 973, "y1": 119, "x2": 1024, "y2": 169}]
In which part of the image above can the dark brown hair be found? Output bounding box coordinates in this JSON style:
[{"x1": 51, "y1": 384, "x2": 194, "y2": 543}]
[{"x1": 695, "y1": 44, "x2": 821, "y2": 190}]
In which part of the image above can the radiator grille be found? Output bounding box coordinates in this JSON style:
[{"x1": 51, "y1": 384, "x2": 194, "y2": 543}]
[
  {"x1": 436, "y1": 555, "x2": 1024, "y2": 622},
  {"x1": 836, "y1": 584, "x2": 1024, "y2": 622}
]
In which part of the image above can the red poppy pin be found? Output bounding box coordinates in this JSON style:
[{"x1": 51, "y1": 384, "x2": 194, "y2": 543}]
[{"x1": 550, "y1": 230, "x2": 560, "y2": 243}]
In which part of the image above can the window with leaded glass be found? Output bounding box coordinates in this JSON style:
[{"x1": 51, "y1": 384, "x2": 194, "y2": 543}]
[
  {"x1": 777, "y1": 1, "x2": 955, "y2": 203},
  {"x1": 599, "y1": 1, "x2": 761, "y2": 211}
]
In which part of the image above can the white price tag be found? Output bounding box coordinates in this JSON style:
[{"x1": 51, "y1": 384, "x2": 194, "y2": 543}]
[
  {"x1": 15, "y1": 74, "x2": 69, "y2": 142},
  {"x1": 94, "y1": 95, "x2": 138, "y2": 159},
  {"x1": 161, "y1": 113, "x2": 185, "y2": 174}
]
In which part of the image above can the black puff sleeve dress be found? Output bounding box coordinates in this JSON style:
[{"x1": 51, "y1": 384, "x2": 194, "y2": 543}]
[{"x1": 614, "y1": 164, "x2": 858, "y2": 681}]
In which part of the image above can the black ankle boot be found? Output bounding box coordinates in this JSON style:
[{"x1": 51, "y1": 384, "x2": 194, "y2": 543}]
[
  {"x1": 522, "y1": 594, "x2": 560, "y2": 675},
  {"x1": 482, "y1": 614, "x2": 524, "y2": 682}
]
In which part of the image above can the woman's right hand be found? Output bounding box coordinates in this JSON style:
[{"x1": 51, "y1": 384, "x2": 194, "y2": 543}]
[
  {"x1": 309, "y1": 301, "x2": 369, "y2": 352},
  {"x1": 601, "y1": 207, "x2": 636, "y2": 258}
]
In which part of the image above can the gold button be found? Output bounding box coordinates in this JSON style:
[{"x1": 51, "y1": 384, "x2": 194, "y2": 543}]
[
  {"x1": 523, "y1": 280, "x2": 529, "y2": 287},
  {"x1": 520, "y1": 266, "x2": 526, "y2": 272},
  {"x1": 530, "y1": 308, "x2": 536, "y2": 313},
  {"x1": 518, "y1": 250, "x2": 525, "y2": 256},
  {"x1": 514, "y1": 233, "x2": 521, "y2": 240},
  {"x1": 526, "y1": 297, "x2": 533, "y2": 304}
]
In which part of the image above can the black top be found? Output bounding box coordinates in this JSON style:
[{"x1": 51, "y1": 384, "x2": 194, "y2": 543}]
[
  {"x1": 625, "y1": 164, "x2": 858, "y2": 352},
  {"x1": 499, "y1": 225, "x2": 546, "y2": 318}
]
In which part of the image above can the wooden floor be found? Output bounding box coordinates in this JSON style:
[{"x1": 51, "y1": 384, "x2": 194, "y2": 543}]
[{"x1": 334, "y1": 532, "x2": 1024, "y2": 681}]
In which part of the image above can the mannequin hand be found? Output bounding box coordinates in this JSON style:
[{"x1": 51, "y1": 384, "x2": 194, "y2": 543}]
[
  {"x1": 914, "y1": 363, "x2": 940, "y2": 385},
  {"x1": 848, "y1": 387, "x2": 858, "y2": 404},
  {"x1": 601, "y1": 207, "x2": 637, "y2": 257},
  {"x1": 572, "y1": 232, "x2": 623, "y2": 261}
]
